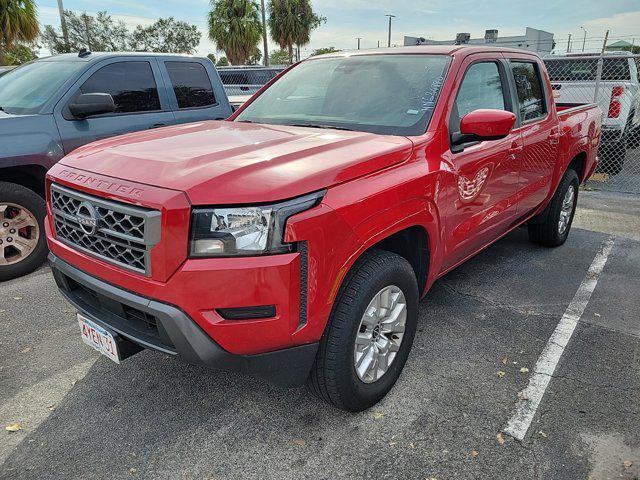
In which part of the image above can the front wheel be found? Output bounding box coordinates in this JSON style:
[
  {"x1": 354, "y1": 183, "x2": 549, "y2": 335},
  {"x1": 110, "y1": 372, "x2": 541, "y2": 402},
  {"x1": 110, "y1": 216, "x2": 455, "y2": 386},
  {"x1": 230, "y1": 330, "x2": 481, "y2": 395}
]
[
  {"x1": 307, "y1": 249, "x2": 419, "y2": 412},
  {"x1": 528, "y1": 169, "x2": 579, "y2": 247},
  {"x1": 0, "y1": 182, "x2": 48, "y2": 281}
]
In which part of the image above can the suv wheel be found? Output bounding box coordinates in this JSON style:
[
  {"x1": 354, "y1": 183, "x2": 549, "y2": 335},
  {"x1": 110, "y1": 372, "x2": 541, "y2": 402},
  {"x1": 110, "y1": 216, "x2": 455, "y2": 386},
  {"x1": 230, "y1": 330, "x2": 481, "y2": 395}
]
[
  {"x1": 597, "y1": 143, "x2": 625, "y2": 176},
  {"x1": 528, "y1": 169, "x2": 579, "y2": 247},
  {"x1": 307, "y1": 249, "x2": 419, "y2": 411},
  {"x1": 0, "y1": 182, "x2": 48, "y2": 281}
]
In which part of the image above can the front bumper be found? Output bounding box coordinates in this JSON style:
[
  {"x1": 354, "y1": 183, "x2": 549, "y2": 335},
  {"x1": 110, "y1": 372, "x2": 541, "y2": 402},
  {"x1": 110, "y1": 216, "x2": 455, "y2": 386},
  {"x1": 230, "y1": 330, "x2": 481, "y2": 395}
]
[{"x1": 50, "y1": 253, "x2": 318, "y2": 387}]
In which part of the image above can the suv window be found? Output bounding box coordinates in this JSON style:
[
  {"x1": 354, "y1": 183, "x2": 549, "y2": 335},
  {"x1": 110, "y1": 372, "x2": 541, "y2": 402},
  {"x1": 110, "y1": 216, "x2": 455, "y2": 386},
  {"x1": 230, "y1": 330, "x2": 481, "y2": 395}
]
[
  {"x1": 166, "y1": 62, "x2": 216, "y2": 109},
  {"x1": 511, "y1": 62, "x2": 546, "y2": 122},
  {"x1": 451, "y1": 62, "x2": 506, "y2": 131},
  {"x1": 79, "y1": 61, "x2": 161, "y2": 114}
]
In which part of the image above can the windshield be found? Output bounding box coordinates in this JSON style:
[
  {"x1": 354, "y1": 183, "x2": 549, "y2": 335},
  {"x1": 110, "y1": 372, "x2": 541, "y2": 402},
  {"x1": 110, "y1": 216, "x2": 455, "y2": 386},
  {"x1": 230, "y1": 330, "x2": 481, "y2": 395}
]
[
  {"x1": 0, "y1": 61, "x2": 85, "y2": 114},
  {"x1": 235, "y1": 54, "x2": 451, "y2": 136}
]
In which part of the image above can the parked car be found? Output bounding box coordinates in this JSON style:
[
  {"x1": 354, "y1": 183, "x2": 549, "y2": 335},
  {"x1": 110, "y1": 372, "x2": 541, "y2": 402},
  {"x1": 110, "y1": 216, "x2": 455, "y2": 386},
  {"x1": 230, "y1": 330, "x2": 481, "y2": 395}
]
[
  {"x1": 227, "y1": 94, "x2": 253, "y2": 111},
  {"x1": 0, "y1": 66, "x2": 16, "y2": 77},
  {"x1": 0, "y1": 51, "x2": 232, "y2": 281},
  {"x1": 544, "y1": 51, "x2": 639, "y2": 175},
  {"x1": 46, "y1": 46, "x2": 600, "y2": 411},
  {"x1": 218, "y1": 65, "x2": 285, "y2": 97}
]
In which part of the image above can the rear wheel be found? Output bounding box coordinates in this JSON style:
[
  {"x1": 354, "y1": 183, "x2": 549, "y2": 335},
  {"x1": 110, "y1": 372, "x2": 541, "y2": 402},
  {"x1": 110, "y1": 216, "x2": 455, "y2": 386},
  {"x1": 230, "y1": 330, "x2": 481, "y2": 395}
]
[
  {"x1": 528, "y1": 169, "x2": 579, "y2": 247},
  {"x1": 0, "y1": 182, "x2": 48, "y2": 281},
  {"x1": 307, "y1": 250, "x2": 418, "y2": 411}
]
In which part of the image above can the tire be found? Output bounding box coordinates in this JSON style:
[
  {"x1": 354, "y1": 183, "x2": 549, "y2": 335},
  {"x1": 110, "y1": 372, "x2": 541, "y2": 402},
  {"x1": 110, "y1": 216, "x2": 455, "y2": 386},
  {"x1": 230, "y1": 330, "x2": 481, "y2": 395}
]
[
  {"x1": 528, "y1": 169, "x2": 579, "y2": 247},
  {"x1": 307, "y1": 249, "x2": 419, "y2": 412},
  {"x1": 628, "y1": 126, "x2": 640, "y2": 150},
  {"x1": 597, "y1": 142, "x2": 625, "y2": 176},
  {"x1": 0, "y1": 182, "x2": 48, "y2": 282},
  {"x1": 624, "y1": 110, "x2": 639, "y2": 149}
]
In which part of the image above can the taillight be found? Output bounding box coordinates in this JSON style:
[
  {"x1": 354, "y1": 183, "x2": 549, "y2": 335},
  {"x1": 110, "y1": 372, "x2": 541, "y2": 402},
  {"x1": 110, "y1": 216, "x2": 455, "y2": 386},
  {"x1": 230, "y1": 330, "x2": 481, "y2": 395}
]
[{"x1": 608, "y1": 86, "x2": 624, "y2": 118}]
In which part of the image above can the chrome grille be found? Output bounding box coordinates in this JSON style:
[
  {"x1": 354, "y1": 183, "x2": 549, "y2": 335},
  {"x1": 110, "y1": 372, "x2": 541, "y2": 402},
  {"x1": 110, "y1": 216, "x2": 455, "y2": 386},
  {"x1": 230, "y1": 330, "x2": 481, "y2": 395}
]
[{"x1": 50, "y1": 184, "x2": 161, "y2": 275}]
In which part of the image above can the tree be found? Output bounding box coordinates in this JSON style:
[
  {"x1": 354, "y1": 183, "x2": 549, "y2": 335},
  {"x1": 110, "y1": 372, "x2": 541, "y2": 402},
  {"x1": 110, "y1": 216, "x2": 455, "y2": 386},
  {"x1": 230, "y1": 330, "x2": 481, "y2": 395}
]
[
  {"x1": 42, "y1": 12, "x2": 201, "y2": 55},
  {"x1": 216, "y1": 56, "x2": 230, "y2": 66},
  {"x1": 3, "y1": 42, "x2": 38, "y2": 65},
  {"x1": 269, "y1": 48, "x2": 290, "y2": 65},
  {"x1": 311, "y1": 46, "x2": 339, "y2": 56},
  {"x1": 268, "y1": 0, "x2": 324, "y2": 63},
  {"x1": 207, "y1": 53, "x2": 217, "y2": 64},
  {"x1": 131, "y1": 17, "x2": 201, "y2": 54},
  {"x1": 247, "y1": 47, "x2": 262, "y2": 65},
  {"x1": 0, "y1": 0, "x2": 39, "y2": 65},
  {"x1": 208, "y1": 0, "x2": 262, "y2": 65},
  {"x1": 42, "y1": 11, "x2": 131, "y2": 54}
]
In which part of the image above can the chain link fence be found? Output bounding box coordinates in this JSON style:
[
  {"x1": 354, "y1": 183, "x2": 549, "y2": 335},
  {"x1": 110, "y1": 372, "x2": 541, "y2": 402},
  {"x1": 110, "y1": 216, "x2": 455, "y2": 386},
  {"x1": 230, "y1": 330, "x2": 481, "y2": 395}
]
[
  {"x1": 544, "y1": 52, "x2": 640, "y2": 194},
  {"x1": 217, "y1": 66, "x2": 285, "y2": 97}
]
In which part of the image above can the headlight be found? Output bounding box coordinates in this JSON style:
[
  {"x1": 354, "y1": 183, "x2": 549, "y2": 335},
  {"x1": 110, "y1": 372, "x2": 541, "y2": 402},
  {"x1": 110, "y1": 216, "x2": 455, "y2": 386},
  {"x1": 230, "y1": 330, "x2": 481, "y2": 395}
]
[{"x1": 189, "y1": 191, "x2": 324, "y2": 257}]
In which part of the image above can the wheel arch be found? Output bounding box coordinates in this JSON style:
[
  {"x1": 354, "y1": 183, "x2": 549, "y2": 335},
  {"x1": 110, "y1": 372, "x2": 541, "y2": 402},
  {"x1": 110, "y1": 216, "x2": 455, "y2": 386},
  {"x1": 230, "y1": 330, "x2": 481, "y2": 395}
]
[
  {"x1": 568, "y1": 152, "x2": 587, "y2": 183},
  {"x1": 0, "y1": 165, "x2": 48, "y2": 198}
]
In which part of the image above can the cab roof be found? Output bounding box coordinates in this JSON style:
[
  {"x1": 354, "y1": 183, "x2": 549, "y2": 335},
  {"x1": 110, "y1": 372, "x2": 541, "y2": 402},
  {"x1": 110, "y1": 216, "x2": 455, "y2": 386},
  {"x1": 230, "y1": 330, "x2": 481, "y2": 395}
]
[
  {"x1": 311, "y1": 45, "x2": 540, "y2": 59},
  {"x1": 37, "y1": 51, "x2": 203, "y2": 63}
]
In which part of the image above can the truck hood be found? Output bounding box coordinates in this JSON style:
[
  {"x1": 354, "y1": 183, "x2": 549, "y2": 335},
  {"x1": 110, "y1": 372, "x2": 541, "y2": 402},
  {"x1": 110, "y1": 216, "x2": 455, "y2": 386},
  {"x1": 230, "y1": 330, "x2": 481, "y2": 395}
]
[{"x1": 59, "y1": 120, "x2": 414, "y2": 204}]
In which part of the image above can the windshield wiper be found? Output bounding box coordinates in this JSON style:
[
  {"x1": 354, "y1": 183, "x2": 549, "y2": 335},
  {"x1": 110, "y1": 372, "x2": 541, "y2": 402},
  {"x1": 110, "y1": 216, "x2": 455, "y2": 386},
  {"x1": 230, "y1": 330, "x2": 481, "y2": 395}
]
[{"x1": 288, "y1": 123, "x2": 354, "y2": 132}]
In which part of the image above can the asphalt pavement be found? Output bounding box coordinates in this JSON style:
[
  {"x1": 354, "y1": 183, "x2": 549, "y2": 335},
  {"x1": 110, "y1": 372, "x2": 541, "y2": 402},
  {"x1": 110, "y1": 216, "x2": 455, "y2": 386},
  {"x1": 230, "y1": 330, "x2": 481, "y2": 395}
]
[{"x1": 0, "y1": 200, "x2": 639, "y2": 479}]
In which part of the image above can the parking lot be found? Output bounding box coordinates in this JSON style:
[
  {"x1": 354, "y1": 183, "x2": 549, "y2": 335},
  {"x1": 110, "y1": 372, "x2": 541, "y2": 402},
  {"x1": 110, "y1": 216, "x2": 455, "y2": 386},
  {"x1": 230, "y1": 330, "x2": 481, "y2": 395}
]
[{"x1": 1, "y1": 198, "x2": 639, "y2": 480}]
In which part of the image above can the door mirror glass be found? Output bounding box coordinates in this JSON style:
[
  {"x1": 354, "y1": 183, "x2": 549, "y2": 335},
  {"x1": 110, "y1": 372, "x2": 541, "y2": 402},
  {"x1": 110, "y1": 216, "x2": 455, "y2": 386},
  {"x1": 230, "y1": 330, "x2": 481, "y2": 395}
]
[
  {"x1": 453, "y1": 109, "x2": 516, "y2": 145},
  {"x1": 68, "y1": 93, "x2": 115, "y2": 119}
]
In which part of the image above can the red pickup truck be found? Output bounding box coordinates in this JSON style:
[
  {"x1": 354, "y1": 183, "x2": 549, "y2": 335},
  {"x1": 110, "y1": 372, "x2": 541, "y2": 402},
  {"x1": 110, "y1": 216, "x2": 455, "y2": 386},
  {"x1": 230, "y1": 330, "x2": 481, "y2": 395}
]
[{"x1": 45, "y1": 46, "x2": 600, "y2": 411}]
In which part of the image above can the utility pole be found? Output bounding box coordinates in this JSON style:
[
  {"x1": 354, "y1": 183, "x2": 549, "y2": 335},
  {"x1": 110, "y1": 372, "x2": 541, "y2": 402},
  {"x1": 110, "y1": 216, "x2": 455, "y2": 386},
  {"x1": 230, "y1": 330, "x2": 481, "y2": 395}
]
[
  {"x1": 566, "y1": 34, "x2": 571, "y2": 53},
  {"x1": 377, "y1": 40, "x2": 380, "y2": 48},
  {"x1": 356, "y1": 37, "x2": 362, "y2": 50},
  {"x1": 580, "y1": 26, "x2": 587, "y2": 52},
  {"x1": 261, "y1": 0, "x2": 269, "y2": 66},
  {"x1": 56, "y1": 0, "x2": 70, "y2": 51},
  {"x1": 385, "y1": 14, "x2": 395, "y2": 47}
]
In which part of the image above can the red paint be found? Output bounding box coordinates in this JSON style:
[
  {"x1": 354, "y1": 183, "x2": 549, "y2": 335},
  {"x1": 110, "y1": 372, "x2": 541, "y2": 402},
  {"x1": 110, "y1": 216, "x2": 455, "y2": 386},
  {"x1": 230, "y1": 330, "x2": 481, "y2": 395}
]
[
  {"x1": 46, "y1": 46, "x2": 601, "y2": 356},
  {"x1": 460, "y1": 109, "x2": 516, "y2": 139}
]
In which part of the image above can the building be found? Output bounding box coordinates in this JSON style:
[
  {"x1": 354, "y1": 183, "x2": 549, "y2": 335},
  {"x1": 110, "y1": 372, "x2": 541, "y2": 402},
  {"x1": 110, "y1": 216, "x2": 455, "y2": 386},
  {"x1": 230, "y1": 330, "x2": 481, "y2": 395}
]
[{"x1": 404, "y1": 27, "x2": 554, "y2": 54}]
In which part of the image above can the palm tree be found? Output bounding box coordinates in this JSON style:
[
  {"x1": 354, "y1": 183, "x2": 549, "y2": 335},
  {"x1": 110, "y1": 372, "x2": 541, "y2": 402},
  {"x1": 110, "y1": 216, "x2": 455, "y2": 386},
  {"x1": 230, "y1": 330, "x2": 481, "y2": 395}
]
[
  {"x1": 208, "y1": 0, "x2": 262, "y2": 65},
  {"x1": 268, "y1": 0, "x2": 324, "y2": 63},
  {"x1": 0, "y1": 0, "x2": 39, "y2": 65}
]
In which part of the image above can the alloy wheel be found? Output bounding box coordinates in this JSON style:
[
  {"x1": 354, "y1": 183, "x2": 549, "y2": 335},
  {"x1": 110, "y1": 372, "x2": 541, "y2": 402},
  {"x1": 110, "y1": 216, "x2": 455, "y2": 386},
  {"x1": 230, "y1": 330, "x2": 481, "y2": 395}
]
[
  {"x1": 558, "y1": 185, "x2": 575, "y2": 235},
  {"x1": 0, "y1": 203, "x2": 40, "y2": 266},
  {"x1": 353, "y1": 285, "x2": 407, "y2": 383}
]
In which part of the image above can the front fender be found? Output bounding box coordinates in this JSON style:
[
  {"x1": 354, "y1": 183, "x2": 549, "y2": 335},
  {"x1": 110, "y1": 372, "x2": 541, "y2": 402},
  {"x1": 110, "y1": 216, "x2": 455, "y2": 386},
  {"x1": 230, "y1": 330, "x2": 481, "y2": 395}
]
[
  {"x1": 285, "y1": 161, "x2": 442, "y2": 344},
  {"x1": 0, "y1": 113, "x2": 63, "y2": 170}
]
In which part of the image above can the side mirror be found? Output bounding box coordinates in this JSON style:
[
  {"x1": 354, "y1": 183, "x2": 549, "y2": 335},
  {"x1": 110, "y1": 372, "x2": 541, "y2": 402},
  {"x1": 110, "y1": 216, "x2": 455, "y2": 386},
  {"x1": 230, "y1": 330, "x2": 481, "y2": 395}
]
[
  {"x1": 452, "y1": 109, "x2": 516, "y2": 147},
  {"x1": 69, "y1": 93, "x2": 115, "y2": 119}
]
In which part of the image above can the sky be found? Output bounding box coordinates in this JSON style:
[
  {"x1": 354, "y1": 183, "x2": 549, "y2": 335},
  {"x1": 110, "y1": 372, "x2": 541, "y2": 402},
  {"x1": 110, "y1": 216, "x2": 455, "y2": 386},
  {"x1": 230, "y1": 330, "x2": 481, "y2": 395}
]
[{"x1": 35, "y1": 0, "x2": 640, "y2": 58}]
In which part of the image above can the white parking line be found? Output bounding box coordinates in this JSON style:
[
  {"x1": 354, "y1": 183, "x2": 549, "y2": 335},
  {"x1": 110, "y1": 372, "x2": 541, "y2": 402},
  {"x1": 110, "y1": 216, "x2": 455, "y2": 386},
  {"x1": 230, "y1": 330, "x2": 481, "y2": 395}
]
[{"x1": 503, "y1": 236, "x2": 615, "y2": 441}]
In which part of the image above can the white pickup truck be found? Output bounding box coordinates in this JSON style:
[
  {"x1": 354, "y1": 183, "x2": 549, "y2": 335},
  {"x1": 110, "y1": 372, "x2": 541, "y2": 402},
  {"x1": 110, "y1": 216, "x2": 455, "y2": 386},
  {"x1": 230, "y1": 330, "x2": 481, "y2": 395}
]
[{"x1": 544, "y1": 52, "x2": 640, "y2": 175}]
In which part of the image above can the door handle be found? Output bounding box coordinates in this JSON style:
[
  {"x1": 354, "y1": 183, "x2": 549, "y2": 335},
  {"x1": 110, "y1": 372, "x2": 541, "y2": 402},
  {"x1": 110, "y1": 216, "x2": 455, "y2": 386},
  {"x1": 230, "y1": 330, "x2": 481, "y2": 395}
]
[
  {"x1": 149, "y1": 123, "x2": 167, "y2": 129},
  {"x1": 508, "y1": 143, "x2": 523, "y2": 157}
]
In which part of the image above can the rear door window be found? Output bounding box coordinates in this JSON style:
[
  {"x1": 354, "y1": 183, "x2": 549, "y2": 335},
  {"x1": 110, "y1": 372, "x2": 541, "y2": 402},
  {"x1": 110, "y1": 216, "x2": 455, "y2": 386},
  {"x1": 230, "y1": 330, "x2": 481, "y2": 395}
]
[
  {"x1": 165, "y1": 61, "x2": 216, "y2": 109},
  {"x1": 79, "y1": 61, "x2": 161, "y2": 114},
  {"x1": 511, "y1": 62, "x2": 547, "y2": 122}
]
